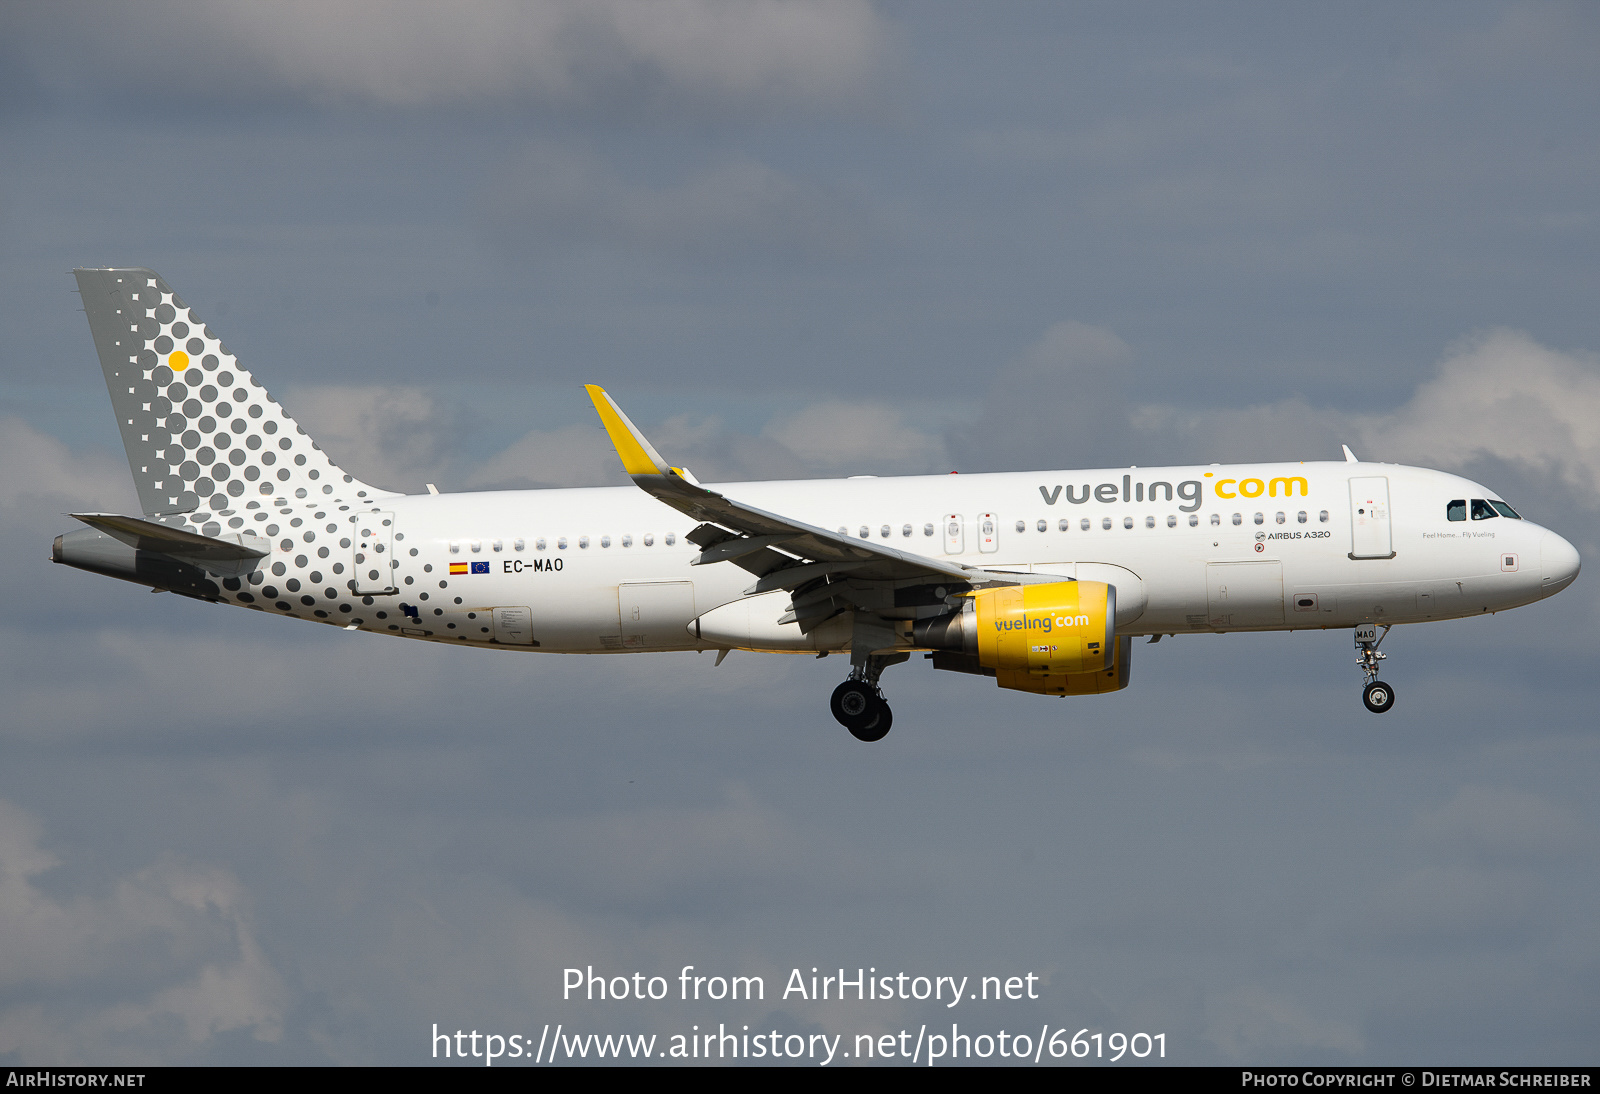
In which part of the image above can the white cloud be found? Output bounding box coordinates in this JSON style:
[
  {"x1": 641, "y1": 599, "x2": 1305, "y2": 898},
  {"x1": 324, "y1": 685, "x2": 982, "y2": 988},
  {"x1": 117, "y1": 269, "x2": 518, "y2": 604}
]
[
  {"x1": 1357, "y1": 329, "x2": 1600, "y2": 500},
  {"x1": 1080, "y1": 327, "x2": 1600, "y2": 508},
  {"x1": 0, "y1": 418, "x2": 132, "y2": 515},
  {"x1": 0, "y1": 799, "x2": 285, "y2": 1062},
  {"x1": 761, "y1": 400, "x2": 946, "y2": 476},
  {"x1": 282, "y1": 325, "x2": 1600, "y2": 511},
  {"x1": 281, "y1": 384, "x2": 473, "y2": 494},
  {"x1": 12, "y1": 0, "x2": 888, "y2": 110}
]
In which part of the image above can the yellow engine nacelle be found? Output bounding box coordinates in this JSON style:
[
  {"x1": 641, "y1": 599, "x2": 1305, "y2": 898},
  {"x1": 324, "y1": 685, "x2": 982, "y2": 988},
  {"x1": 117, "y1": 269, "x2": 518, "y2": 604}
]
[{"x1": 914, "y1": 580, "x2": 1132, "y2": 696}]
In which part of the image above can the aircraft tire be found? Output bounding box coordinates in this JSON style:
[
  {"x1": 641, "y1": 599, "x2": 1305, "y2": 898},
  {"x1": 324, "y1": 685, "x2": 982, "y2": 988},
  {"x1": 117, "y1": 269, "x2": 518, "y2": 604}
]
[
  {"x1": 832, "y1": 681, "x2": 891, "y2": 740},
  {"x1": 1362, "y1": 680, "x2": 1396, "y2": 714},
  {"x1": 848, "y1": 699, "x2": 892, "y2": 743}
]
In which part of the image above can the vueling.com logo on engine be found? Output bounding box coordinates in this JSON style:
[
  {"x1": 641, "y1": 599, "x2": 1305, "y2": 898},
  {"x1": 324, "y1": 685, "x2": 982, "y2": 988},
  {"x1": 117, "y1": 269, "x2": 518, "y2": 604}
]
[{"x1": 996, "y1": 613, "x2": 1090, "y2": 633}]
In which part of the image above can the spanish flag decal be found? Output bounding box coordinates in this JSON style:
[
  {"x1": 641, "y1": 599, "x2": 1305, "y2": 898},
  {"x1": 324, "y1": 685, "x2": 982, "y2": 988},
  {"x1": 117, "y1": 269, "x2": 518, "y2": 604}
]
[{"x1": 449, "y1": 562, "x2": 468, "y2": 575}]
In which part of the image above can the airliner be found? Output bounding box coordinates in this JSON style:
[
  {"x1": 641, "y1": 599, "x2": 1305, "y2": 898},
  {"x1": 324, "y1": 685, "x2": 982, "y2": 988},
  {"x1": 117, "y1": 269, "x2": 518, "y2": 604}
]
[{"x1": 54, "y1": 268, "x2": 1581, "y2": 740}]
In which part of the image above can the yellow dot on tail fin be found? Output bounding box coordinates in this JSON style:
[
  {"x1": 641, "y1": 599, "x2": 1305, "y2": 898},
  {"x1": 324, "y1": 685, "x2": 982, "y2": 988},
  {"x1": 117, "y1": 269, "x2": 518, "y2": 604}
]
[{"x1": 168, "y1": 350, "x2": 190, "y2": 372}]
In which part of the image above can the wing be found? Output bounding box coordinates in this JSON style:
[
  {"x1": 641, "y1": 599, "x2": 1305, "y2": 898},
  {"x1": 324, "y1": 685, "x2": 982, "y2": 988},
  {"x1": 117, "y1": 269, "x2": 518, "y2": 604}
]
[{"x1": 585, "y1": 385, "x2": 985, "y2": 597}]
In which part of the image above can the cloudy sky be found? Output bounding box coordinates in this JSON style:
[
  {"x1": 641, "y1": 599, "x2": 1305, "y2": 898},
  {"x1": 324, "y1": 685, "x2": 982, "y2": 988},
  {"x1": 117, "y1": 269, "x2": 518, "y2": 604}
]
[{"x1": 1, "y1": 0, "x2": 1598, "y2": 1065}]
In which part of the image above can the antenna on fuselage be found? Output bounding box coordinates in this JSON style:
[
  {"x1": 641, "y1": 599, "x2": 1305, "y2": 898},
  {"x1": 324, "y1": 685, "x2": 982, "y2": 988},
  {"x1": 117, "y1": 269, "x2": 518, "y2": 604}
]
[{"x1": 1341, "y1": 444, "x2": 1359, "y2": 463}]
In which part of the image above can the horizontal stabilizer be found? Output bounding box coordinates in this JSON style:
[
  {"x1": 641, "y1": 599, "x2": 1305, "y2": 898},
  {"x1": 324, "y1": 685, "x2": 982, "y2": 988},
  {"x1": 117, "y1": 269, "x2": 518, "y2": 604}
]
[{"x1": 72, "y1": 512, "x2": 269, "y2": 562}]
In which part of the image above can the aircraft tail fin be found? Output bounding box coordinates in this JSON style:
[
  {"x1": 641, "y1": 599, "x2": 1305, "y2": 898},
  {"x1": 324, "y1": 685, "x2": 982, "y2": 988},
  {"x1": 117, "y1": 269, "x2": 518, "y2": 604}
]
[{"x1": 73, "y1": 267, "x2": 395, "y2": 524}]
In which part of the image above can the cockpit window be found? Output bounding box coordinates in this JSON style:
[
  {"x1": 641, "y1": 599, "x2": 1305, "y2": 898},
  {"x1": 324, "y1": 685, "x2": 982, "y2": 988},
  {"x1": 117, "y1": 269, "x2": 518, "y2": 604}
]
[
  {"x1": 1470, "y1": 499, "x2": 1498, "y2": 520},
  {"x1": 1446, "y1": 500, "x2": 1466, "y2": 522},
  {"x1": 1489, "y1": 500, "x2": 1521, "y2": 519}
]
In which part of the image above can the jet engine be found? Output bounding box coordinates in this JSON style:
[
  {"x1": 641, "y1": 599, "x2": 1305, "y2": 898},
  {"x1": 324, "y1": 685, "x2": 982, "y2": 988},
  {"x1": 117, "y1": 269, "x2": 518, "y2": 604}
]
[{"x1": 914, "y1": 580, "x2": 1133, "y2": 696}]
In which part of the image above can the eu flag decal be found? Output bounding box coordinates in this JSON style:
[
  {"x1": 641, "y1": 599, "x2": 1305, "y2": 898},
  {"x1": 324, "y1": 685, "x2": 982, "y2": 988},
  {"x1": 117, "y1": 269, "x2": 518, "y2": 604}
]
[{"x1": 470, "y1": 561, "x2": 491, "y2": 574}]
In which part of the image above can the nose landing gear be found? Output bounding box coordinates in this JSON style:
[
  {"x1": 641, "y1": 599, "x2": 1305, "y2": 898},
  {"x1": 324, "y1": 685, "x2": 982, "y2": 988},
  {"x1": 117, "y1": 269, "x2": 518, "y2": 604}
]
[{"x1": 1355, "y1": 623, "x2": 1396, "y2": 713}]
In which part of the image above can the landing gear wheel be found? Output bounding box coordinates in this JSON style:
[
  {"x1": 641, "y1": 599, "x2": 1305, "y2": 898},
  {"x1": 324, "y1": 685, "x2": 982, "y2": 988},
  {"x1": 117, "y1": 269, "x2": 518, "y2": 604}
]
[
  {"x1": 850, "y1": 699, "x2": 892, "y2": 743},
  {"x1": 1363, "y1": 680, "x2": 1396, "y2": 714},
  {"x1": 831, "y1": 680, "x2": 893, "y2": 741}
]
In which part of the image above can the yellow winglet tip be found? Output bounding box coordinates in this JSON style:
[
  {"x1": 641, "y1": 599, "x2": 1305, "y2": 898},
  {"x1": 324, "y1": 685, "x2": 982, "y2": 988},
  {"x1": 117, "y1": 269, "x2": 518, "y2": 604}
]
[{"x1": 584, "y1": 384, "x2": 668, "y2": 477}]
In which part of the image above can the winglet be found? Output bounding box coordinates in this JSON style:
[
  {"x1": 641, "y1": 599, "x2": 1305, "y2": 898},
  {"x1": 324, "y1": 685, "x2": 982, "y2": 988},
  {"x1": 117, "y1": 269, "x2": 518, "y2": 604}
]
[
  {"x1": 585, "y1": 385, "x2": 674, "y2": 477},
  {"x1": 1341, "y1": 444, "x2": 1359, "y2": 463}
]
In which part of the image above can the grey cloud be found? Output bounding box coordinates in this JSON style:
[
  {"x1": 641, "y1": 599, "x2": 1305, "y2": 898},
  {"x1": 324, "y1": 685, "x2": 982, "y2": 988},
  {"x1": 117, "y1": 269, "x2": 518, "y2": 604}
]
[
  {"x1": 1409, "y1": 785, "x2": 1589, "y2": 864},
  {"x1": 479, "y1": 146, "x2": 871, "y2": 260},
  {"x1": 1203, "y1": 985, "x2": 1363, "y2": 1060},
  {"x1": 946, "y1": 320, "x2": 1136, "y2": 472},
  {"x1": 4, "y1": 0, "x2": 887, "y2": 111}
]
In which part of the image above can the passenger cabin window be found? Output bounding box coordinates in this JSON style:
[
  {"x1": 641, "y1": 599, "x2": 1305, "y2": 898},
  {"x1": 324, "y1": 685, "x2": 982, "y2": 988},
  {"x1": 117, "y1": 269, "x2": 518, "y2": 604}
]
[
  {"x1": 1167, "y1": 515, "x2": 1177, "y2": 527},
  {"x1": 1036, "y1": 519, "x2": 1047, "y2": 533},
  {"x1": 1275, "y1": 512, "x2": 1286, "y2": 524},
  {"x1": 1146, "y1": 516, "x2": 1156, "y2": 528},
  {"x1": 535, "y1": 538, "x2": 546, "y2": 550},
  {"x1": 1470, "y1": 499, "x2": 1499, "y2": 520},
  {"x1": 1297, "y1": 511, "x2": 1307, "y2": 523},
  {"x1": 1059, "y1": 519, "x2": 1070, "y2": 532},
  {"x1": 644, "y1": 533, "x2": 654, "y2": 546},
  {"x1": 1210, "y1": 513, "x2": 1221, "y2": 526},
  {"x1": 558, "y1": 537, "x2": 568, "y2": 549},
  {"x1": 1253, "y1": 513, "x2": 1264, "y2": 525},
  {"x1": 1232, "y1": 513, "x2": 1243, "y2": 526},
  {"x1": 1188, "y1": 514, "x2": 1199, "y2": 527},
  {"x1": 1081, "y1": 518, "x2": 1091, "y2": 531},
  {"x1": 1015, "y1": 520, "x2": 1026, "y2": 533},
  {"x1": 621, "y1": 534, "x2": 632, "y2": 547},
  {"x1": 665, "y1": 533, "x2": 676, "y2": 546},
  {"x1": 1102, "y1": 517, "x2": 1112, "y2": 530},
  {"x1": 1123, "y1": 516, "x2": 1133, "y2": 529},
  {"x1": 923, "y1": 523, "x2": 935, "y2": 536},
  {"x1": 880, "y1": 525, "x2": 890, "y2": 538},
  {"x1": 903, "y1": 524, "x2": 913, "y2": 537},
  {"x1": 1447, "y1": 499, "x2": 1466, "y2": 521},
  {"x1": 1319, "y1": 511, "x2": 1329, "y2": 523}
]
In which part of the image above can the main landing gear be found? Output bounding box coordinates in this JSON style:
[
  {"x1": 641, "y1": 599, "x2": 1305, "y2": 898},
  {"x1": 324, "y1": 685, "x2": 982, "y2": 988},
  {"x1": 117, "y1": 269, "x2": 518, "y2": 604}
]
[
  {"x1": 1355, "y1": 623, "x2": 1396, "y2": 714},
  {"x1": 831, "y1": 679, "x2": 891, "y2": 742},
  {"x1": 831, "y1": 651, "x2": 907, "y2": 742}
]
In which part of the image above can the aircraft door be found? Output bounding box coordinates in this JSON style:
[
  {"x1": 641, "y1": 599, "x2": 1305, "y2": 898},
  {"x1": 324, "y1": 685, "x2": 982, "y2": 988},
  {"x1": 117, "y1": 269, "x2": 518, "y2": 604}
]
[
  {"x1": 942, "y1": 514, "x2": 964, "y2": 555},
  {"x1": 1349, "y1": 476, "x2": 1395, "y2": 559},
  {"x1": 978, "y1": 512, "x2": 999, "y2": 553},
  {"x1": 1206, "y1": 561, "x2": 1285, "y2": 628},
  {"x1": 617, "y1": 581, "x2": 697, "y2": 649},
  {"x1": 353, "y1": 511, "x2": 397, "y2": 594}
]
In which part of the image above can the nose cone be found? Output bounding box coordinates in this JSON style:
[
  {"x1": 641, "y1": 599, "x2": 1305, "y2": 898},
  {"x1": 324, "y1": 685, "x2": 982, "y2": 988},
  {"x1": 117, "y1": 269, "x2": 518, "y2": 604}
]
[{"x1": 1540, "y1": 530, "x2": 1581, "y2": 595}]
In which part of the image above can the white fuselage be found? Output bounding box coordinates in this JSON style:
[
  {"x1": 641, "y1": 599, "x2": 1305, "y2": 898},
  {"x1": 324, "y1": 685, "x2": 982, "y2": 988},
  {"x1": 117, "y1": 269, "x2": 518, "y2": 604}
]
[{"x1": 247, "y1": 460, "x2": 1574, "y2": 653}]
